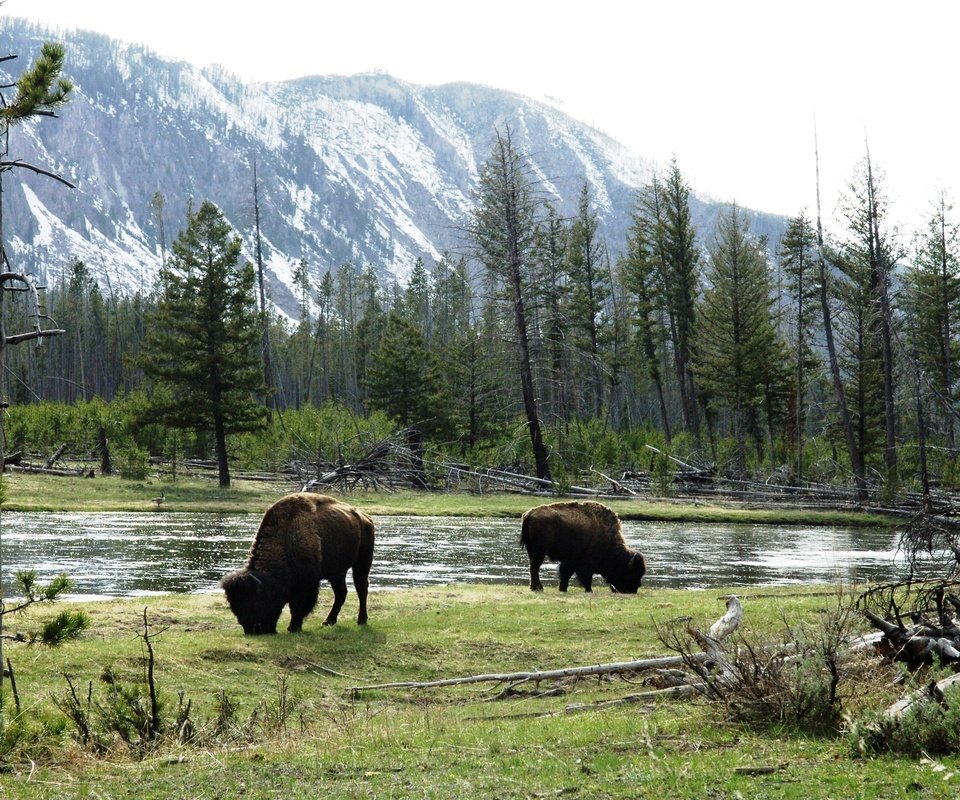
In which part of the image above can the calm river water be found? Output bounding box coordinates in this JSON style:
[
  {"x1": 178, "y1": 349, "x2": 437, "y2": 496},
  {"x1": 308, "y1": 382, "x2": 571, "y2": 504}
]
[{"x1": 0, "y1": 512, "x2": 911, "y2": 599}]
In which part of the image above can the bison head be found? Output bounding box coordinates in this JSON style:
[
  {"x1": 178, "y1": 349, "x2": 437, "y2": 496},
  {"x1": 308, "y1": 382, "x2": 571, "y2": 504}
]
[
  {"x1": 221, "y1": 569, "x2": 285, "y2": 634},
  {"x1": 610, "y1": 551, "x2": 646, "y2": 594}
]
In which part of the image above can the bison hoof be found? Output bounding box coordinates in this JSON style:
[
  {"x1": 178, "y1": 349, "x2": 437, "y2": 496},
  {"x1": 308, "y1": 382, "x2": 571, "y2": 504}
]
[{"x1": 322, "y1": 619, "x2": 338, "y2": 626}]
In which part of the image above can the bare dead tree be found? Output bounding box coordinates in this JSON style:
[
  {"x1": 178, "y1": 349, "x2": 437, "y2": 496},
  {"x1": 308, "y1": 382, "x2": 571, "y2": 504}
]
[{"x1": 814, "y1": 124, "x2": 867, "y2": 499}]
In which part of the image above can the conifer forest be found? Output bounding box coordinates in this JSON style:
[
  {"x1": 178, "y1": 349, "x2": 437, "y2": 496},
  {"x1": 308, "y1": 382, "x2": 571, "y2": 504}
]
[{"x1": 0, "y1": 39, "x2": 954, "y2": 502}]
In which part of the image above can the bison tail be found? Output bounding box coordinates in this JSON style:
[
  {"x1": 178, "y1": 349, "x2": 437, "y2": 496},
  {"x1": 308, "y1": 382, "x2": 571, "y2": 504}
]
[{"x1": 519, "y1": 511, "x2": 531, "y2": 549}]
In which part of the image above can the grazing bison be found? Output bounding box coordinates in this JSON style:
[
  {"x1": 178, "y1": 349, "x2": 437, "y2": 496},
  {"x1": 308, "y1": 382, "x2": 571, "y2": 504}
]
[
  {"x1": 520, "y1": 500, "x2": 645, "y2": 593},
  {"x1": 221, "y1": 493, "x2": 375, "y2": 634}
]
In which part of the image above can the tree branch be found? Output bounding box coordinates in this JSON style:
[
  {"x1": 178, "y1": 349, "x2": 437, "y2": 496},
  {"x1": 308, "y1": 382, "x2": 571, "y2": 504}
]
[{"x1": 0, "y1": 159, "x2": 75, "y2": 188}]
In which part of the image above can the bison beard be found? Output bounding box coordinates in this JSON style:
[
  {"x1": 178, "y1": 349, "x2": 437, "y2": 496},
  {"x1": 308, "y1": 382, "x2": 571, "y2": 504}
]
[
  {"x1": 520, "y1": 500, "x2": 645, "y2": 593},
  {"x1": 222, "y1": 493, "x2": 375, "y2": 634}
]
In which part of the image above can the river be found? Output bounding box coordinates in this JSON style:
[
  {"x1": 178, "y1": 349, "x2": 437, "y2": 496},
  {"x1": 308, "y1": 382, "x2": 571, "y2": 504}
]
[{"x1": 0, "y1": 511, "x2": 916, "y2": 600}]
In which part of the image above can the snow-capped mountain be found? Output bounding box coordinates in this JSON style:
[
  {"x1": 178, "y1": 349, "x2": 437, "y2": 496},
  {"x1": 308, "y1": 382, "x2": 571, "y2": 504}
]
[{"x1": 0, "y1": 19, "x2": 783, "y2": 318}]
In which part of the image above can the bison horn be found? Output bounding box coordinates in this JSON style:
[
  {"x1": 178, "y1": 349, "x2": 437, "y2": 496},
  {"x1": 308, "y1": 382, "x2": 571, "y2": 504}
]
[
  {"x1": 249, "y1": 573, "x2": 264, "y2": 593},
  {"x1": 628, "y1": 553, "x2": 638, "y2": 568}
]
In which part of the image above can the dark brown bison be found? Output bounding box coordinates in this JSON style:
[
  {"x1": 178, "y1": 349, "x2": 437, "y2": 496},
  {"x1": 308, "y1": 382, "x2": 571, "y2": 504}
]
[
  {"x1": 221, "y1": 493, "x2": 375, "y2": 634},
  {"x1": 520, "y1": 500, "x2": 645, "y2": 593}
]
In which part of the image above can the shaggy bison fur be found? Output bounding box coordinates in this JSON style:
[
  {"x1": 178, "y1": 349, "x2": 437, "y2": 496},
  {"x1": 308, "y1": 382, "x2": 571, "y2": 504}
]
[
  {"x1": 520, "y1": 500, "x2": 645, "y2": 593},
  {"x1": 221, "y1": 493, "x2": 375, "y2": 634}
]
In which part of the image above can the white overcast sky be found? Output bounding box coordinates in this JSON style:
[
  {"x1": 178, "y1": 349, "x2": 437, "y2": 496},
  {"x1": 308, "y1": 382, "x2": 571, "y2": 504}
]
[{"x1": 11, "y1": 0, "x2": 959, "y2": 231}]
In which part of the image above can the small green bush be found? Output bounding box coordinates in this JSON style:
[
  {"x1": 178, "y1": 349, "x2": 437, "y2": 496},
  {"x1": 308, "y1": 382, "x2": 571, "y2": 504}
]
[
  {"x1": 116, "y1": 445, "x2": 150, "y2": 480},
  {"x1": 853, "y1": 682, "x2": 960, "y2": 757}
]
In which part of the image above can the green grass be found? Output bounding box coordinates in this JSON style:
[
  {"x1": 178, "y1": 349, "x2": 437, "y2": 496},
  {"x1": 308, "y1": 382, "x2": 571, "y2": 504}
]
[
  {"x1": 0, "y1": 585, "x2": 956, "y2": 798},
  {"x1": 1, "y1": 472, "x2": 896, "y2": 527}
]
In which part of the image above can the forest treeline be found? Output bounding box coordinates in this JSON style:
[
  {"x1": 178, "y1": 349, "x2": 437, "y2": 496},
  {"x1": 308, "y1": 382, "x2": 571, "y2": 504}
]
[{"x1": 4, "y1": 134, "x2": 957, "y2": 499}]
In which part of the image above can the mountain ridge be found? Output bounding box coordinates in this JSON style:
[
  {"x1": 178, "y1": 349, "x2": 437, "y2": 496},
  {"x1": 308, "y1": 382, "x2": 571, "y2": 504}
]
[{"x1": 1, "y1": 18, "x2": 784, "y2": 318}]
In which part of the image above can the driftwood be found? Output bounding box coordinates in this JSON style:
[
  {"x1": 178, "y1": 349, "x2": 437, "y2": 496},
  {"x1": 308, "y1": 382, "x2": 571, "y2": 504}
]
[
  {"x1": 862, "y1": 593, "x2": 960, "y2": 670},
  {"x1": 562, "y1": 683, "x2": 700, "y2": 715},
  {"x1": 350, "y1": 654, "x2": 701, "y2": 697},
  {"x1": 43, "y1": 442, "x2": 69, "y2": 470},
  {"x1": 708, "y1": 595, "x2": 744, "y2": 640},
  {"x1": 857, "y1": 583, "x2": 960, "y2": 744},
  {"x1": 882, "y1": 672, "x2": 960, "y2": 722},
  {"x1": 9, "y1": 463, "x2": 94, "y2": 478},
  {"x1": 352, "y1": 596, "x2": 745, "y2": 704}
]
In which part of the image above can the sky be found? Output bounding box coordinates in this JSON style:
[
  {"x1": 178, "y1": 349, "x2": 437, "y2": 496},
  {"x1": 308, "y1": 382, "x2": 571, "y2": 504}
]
[{"x1": 11, "y1": 0, "x2": 959, "y2": 232}]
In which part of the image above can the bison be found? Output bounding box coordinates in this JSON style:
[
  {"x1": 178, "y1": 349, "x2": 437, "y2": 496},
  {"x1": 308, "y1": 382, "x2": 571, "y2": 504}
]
[
  {"x1": 221, "y1": 493, "x2": 375, "y2": 634},
  {"x1": 520, "y1": 500, "x2": 645, "y2": 593}
]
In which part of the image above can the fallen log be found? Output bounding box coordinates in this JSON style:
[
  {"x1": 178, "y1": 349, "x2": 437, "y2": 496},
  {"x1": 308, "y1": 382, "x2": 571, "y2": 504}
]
[
  {"x1": 562, "y1": 683, "x2": 700, "y2": 715},
  {"x1": 9, "y1": 464, "x2": 93, "y2": 478},
  {"x1": 881, "y1": 672, "x2": 960, "y2": 722},
  {"x1": 350, "y1": 654, "x2": 704, "y2": 697},
  {"x1": 864, "y1": 608, "x2": 960, "y2": 668},
  {"x1": 43, "y1": 442, "x2": 69, "y2": 470},
  {"x1": 708, "y1": 595, "x2": 744, "y2": 640}
]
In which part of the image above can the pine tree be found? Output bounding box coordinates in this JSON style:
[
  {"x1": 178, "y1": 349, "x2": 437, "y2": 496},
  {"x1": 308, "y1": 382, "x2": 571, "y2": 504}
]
[
  {"x1": 355, "y1": 262, "x2": 386, "y2": 404},
  {"x1": 0, "y1": 43, "x2": 72, "y2": 124},
  {"x1": 306, "y1": 269, "x2": 335, "y2": 405},
  {"x1": 620, "y1": 199, "x2": 672, "y2": 440},
  {"x1": 695, "y1": 205, "x2": 784, "y2": 477},
  {"x1": 0, "y1": 40, "x2": 74, "y2": 691},
  {"x1": 780, "y1": 212, "x2": 820, "y2": 479},
  {"x1": 657, "y1": 160, "x2": 702, "y2": 442},
  {"x1": 471, "y1": 127, "x2": 551, "y2": 480},
  {"x1": 532, "y1": 205, "x2": 569, "y2": 425},
  {"x1": 365, "y1": 311, "x2": 450, "y2": 434},
  {"x1": 402, "y1": 256, "x2": 431, "y2": 341},
  {"x1": 565, "y1": 181, "x2": 609, "y2": 417},
  {"x1": 141, "y1": 201, "x2": 267, "y2": 487},
  {"x1": 902, "y1": 194, "x2": 960, "y2": 454},
  {"x1": 840, "y1": 157, "x2": 901, "y2": 490}
]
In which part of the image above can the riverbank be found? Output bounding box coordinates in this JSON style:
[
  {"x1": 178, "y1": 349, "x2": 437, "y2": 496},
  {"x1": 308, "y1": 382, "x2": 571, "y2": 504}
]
[
  {"x1": 0, "y1": 585, "x2": 952, "y2": 799},
  {"x1": 1, "y1": 471, "x2": 896, "y2": 526}
]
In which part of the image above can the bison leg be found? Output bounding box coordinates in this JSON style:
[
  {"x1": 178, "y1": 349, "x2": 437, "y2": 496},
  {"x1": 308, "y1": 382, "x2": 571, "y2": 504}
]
[
  {"x1": 288, "y1": 582, "x2": 320, "y2": 633},
  {"x1": 323, "y1": 574, "x2": 349, "y2": 625},
  {"x1": 528, "y1": 553, "x2": 545, "y2": 591},
  {"x1": 575, "y1": 571, "x2": 594, "y2": 592},
  {"x1": 353, "y1": 569, "x2": 369, "y2": 625},
  {"x1": 558, "y1": 562, "x2": 575, "y2": 592}
]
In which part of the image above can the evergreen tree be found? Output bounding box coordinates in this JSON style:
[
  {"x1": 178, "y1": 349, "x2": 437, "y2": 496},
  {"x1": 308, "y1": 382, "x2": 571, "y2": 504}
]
[
  {"x1": 471, "y1": 128, "x2": 551, "y2": 480},
  {"x1": 334, "y1": 263, "x2": 360, "y2": 408},
  {"x1": 840, "y1": 158, "x2": 901, "y2": 489},
  {"x1": 532, "y1": 205, "x2": 569, "y2": 426},
  {"x1": 695, "y1": 205, "x2": 784, "y2": 477},
  {"x1": 141, "y1": 201, "x2": 268, "y2": 487},
  {"x1": 402, "y1": 256, "x2": 431, "y2": 341},
  {"x1": 620, "y1": 199, "x2": 672, "y2": 440},
  {"x1": 565, "y1": 181, "x2": 609, "y2": 417},
  {"x1": 365, "y1": 311, "x2": 450, "y2": 434},
  {"x1": 305, "y1": 269, "x2": 335, "y2": 405},
  {"x1": 657, "y1": 161, "x2": 702, "y2": 442},
  {"x1": 902, "y1": 194, "x2": 960, "y2": 454},
  {"x1": 354, "y1": 262, "x2": 387, "y2": 403},
  {"x1": 0, "y1": 43, "x2": 71, "y2": 124},
  {"x1": 780, "y1": 212, "x2": 820, "y2": 479}
]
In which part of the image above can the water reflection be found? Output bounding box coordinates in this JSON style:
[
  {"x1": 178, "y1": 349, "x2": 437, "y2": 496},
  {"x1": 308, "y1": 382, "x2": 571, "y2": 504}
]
[{"x1": 0, "y1": 511, "x2": 912, "y2": 599}]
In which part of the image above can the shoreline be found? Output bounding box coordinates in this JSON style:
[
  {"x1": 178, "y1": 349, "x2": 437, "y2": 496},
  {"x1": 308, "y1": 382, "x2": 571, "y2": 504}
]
[{"x1": 1, "y1": 472, "x2": 898, "y2": 526}]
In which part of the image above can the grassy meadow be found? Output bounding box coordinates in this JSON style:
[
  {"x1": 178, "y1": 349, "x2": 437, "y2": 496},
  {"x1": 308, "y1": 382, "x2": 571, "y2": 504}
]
[
  {"x1": 0, "y1": 584, "x2": 956, "y2": 799},
  {"x1": 0, "y1": 473, "x2": 945, "y2": 798}
]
